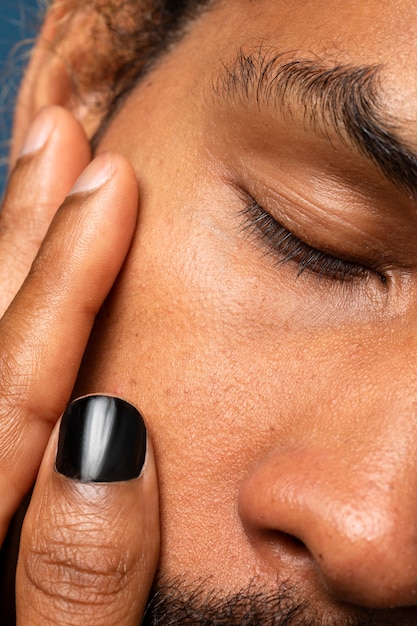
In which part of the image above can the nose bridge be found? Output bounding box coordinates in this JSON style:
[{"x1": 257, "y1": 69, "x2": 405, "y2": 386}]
[{"x1": 238, "y1": 435, "x2": 417, "y2": 608}]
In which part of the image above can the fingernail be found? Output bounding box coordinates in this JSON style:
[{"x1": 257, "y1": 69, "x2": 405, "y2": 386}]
[
  {"x1": 19, "y1": 109, "x2": 54, "y2": 157},
  {"x1": 56, "y1": 395, "x2": 147, "y2": 482},
  {"x1": 68, "y1": 155, "x2": 112, "y2": 195}
]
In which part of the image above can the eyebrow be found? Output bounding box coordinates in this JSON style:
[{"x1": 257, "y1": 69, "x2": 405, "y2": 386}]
[{"x1": 215, "y1": 48, "x2": 417, "y2": 200}]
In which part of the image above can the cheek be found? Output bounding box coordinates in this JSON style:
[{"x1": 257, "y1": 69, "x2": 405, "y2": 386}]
[
  {"x1": 74, "y1": 202, "x2": 309, "y2": 582},
  {"x1": 78, "y1": 189, "x2": 338, "y2": 487},
  {"x1": 95, "y1": 201, "x2": 305, "y2": 424},
  {"x1": 75, "y1": 184, "x2": 374, "y2": 470},
  {"x1": 74, "y1": 189, "x2": 405, "y2": 586}
]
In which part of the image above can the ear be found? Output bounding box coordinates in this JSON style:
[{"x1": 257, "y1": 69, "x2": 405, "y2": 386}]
[{"x1": 10, "y1": 5, "x2": 105, "y2": 165}]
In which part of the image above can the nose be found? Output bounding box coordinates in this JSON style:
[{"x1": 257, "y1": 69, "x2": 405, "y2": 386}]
[{"x1": 238, "y1": 439, "x2": 417, "y2": 608}]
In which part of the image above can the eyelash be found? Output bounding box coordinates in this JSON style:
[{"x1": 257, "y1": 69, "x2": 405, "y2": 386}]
[{"x1": 240, "y1": 199, "x2": 386, "y2": 284}]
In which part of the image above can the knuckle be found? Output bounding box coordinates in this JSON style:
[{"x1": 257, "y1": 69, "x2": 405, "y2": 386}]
[
  {"x1": 0, "y1": 346, "x2": 36, "y2": 418},
  {"x1": 23, "y1": 504, "x2": 139, "y2": 618},
  {"x1": 1, "y1": 190, "x2": 44, "y2": 241},
  {"x1": 0, "y1": 355, "x2": 31, "y2": 441},
  {"x1": 0, "y1": 338, "x2": 33, "y2": 397}
]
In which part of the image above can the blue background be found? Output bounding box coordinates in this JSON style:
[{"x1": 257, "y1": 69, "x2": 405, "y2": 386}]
[{"x1": 0, "y1": 0, "x2": 41, "y2": 193}]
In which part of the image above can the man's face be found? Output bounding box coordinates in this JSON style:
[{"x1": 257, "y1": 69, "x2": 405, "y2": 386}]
[{"x1": 75, "y1": 0, "x2": 417, "y2": 622}]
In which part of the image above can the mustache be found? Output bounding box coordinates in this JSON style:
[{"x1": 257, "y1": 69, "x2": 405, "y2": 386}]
[{"x1": 141, "y1": 577, "x2": 416, "y2": 626}]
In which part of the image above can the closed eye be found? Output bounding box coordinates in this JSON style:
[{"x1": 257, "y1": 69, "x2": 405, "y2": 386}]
[{"x1": 240, "y1": 198, "x2": 387, "y2": 284}]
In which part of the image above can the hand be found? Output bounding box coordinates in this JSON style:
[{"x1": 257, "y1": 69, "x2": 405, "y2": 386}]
[{"x1": 0, "y1": 107, "x2": 159, "y2": 623}]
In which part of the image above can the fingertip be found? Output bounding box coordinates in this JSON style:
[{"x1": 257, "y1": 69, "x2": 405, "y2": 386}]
[
  {"x1": 67, "y1": 153, "x2": 114, "y2": 196},
  {"x1": 15, "y1": 106, "x2": 91, "y2": 166},
  {"x1": 61, "y1": 151, "x2": 139, "y2": 262},
  {"x1": 18, "y1": 107, "x2": 56, "y2": 158},
  {"x1": 56, "y1": 395, "x2": 147, "y2": 483},
  {"x1": 16, "y1": 395, "x2": 159, "y2": 625},
  {"x1": 6, "y1": 106, "x2": 92, "y2": 217}
]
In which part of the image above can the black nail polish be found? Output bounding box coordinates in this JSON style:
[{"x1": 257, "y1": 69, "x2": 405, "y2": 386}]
[{"x1": 56, "y1": 395, "x2": 147, "y2": 482}]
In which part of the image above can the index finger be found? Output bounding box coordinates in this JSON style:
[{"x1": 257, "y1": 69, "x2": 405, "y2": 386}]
[{"x1": 0, "y1": 152, "x2": 138, "y2": 543}]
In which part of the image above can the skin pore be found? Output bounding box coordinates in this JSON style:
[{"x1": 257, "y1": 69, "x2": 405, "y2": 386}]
[{"x1": 57, "y1": 0, "x2": 417, "y2": 623}]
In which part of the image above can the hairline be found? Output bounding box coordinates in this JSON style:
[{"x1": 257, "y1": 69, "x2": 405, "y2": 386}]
[{"x1": 91, "y1": 0, "x2": 217, "y2": 149}]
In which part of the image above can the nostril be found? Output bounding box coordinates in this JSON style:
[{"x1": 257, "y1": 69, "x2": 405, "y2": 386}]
[
  {"x1": 239, "y1": 447, "x2": 417, "y2": 610},
  {"x1": 262, "y1": 530, "x2": 309, "y2": 559}
]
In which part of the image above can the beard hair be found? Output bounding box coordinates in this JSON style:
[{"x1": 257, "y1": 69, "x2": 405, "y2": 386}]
[
  {"x1": 140, "y1": 577, "x2": 412, "y2": 626},
  {"x1": 141, "y1": 578, "x2": 307, "y2": 626}
]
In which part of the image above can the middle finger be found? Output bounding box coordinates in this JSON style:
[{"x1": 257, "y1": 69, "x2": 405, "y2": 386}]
[{"x1": 0, "y1": 107, "x2": 91, "y2": 316}]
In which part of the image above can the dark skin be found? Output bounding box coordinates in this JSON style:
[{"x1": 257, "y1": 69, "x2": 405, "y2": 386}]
[
  {"x1": 2, "y1": 0, "x2": 417, "y2": 623},
  {"x1": 0, "y1": 106, "x2": 159, "y2": 626}
]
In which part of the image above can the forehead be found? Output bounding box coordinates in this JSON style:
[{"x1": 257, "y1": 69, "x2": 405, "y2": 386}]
[
  {"x1": 197, "y1": 0, "x2": 417, "y2": 133},
  {"x1": 210, "y1": 0, "x2": 416, "y2": 63},
  {"x1": 99, "y1": 0, "x2": 417, "y2": 188}
]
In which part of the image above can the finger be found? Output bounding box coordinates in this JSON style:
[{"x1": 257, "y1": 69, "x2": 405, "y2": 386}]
[
  {"x1": 0, "y1": 153, "x2": 138, "y2": 542},
  {"x1": 0, "y1": 106, "x2": 91, "y2": 316},
  {"x1": 16, "y1": 395, "x2": 160, "y2": 626}
]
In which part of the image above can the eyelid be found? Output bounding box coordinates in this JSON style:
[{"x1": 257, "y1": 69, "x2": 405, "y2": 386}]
[{"x1": 240, "y1": 197, "x2": 387, "y2": 285}]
